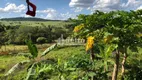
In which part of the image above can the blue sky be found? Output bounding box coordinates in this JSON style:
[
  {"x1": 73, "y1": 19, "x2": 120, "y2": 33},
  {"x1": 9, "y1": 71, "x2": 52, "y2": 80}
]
[{"x1": 0, "y1": 0, "x2": 142, "y2": 20}]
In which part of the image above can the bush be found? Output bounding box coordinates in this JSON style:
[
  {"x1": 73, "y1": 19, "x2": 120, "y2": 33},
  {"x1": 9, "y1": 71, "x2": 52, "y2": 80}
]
[{"x1": 36, "y1": 37, "x2": 47, "y2": 44}]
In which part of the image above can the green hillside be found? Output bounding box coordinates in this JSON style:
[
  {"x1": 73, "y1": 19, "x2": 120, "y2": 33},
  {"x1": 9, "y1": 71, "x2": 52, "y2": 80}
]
[{"x1": 0, "y1": 17, "x2": 61, "y2": 21}]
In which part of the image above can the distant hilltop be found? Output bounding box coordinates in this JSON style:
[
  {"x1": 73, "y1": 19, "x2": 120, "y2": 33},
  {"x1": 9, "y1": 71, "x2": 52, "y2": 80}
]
[{"x1": 0, "y1": 17, "x2": 63, "y2": 21}]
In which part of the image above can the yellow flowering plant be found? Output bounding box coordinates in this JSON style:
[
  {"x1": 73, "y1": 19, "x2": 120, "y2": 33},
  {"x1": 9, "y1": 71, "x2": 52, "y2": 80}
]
[
  {"x1": 72, "y1": 10, "x2": 142, "y2": 80},
  {"x1": 86, "y1": 36, "x2": 95, "y2": 51},
  {"x1": 73, "y1": 24, "x2": 84, "y2": 32}
]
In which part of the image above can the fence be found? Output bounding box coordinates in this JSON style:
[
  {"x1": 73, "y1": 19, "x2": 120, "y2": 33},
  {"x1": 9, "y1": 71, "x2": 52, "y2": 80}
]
[
  {"x1": 41, "y1": 38, "x2": 85, "y2": 56},
  {"x1": 57, "y1": 37, "x2": 85, "y2": 46}
]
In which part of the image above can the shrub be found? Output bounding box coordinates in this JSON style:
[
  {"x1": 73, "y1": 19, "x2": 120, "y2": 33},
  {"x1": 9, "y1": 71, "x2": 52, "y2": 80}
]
[{"x1": 36, "y1": 37, "x2": 47, "y2": 44}]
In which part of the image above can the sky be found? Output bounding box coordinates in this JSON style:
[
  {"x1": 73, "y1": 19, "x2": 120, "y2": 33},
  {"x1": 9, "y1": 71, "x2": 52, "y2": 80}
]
[{"x1": 0, "y1": 0, "x2": 142, "y2": 20}]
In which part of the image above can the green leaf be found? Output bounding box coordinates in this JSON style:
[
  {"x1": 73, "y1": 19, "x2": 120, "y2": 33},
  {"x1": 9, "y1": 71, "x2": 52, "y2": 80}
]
[
  {"x1": 88, "y1": 72, "x2": 96, "y2": 77},
  {"x1": 25, "y1": 63, "x2": 36, "y2": 80},
  {"x1": 41, "y1": 44, "x2": 57, "y2": 56},
  {"x1": 25, "y1": 40, "x2": 38, "y2": 58},
  {"x1": 5, "y1": 60, "x2": 30, "y2": 76},
  {"x1": 66, "y1": 68, "x2": 76, "y2": 71},
  {"x1": 129, "y1": 46, "x2": 138, "y2": 52},
  {"x1": 105, "y1": 44, "x2": 118, "y2": 58},
  {"x1": 39, "y1": 66, "x2": 52, "y2": 73}
]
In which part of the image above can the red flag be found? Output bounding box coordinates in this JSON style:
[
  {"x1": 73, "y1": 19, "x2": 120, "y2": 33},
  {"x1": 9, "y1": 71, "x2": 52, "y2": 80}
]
[{"x1": 26, "y1": 0, "x2": 36, "y2": 17}]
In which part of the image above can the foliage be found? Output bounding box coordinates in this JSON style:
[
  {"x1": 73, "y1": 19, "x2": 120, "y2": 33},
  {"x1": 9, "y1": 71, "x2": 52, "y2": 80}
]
[
  {"x1": 0, "y1": 21, "x2": 74, "y2": 45},
  {"x1": 4, "y1": 40, "x2": 57, "y2": 80},
  {"x1": 73, "y1": 24, "x2": 84, "y2": 32},
  {"x1": 5, "y1": 60, "x2": 30, "y2": 77},
  {"x1": 25, "y1": 40, "x2": 38, "y2": 58},
  {"x1": 3, "y1": 40, "x2": 39, "y2": 79},
  {"x1": 22, "y1": 10, "x2": 142, "y2": 80},
  {"x1": 24, "y1": 52, "x2": 112, "y2": 80},
  {"x1": 1, "y1": 9, "x2": 142, "y2": 80},
  {"x1": 73, "y1": 10, "x2": 142, "y2": 80},
  {"x1": 1, "y1": 45, "x2": 142, "y2": 80},
  {"x1": 25, "y1": 63, "x2": 36, "y2": 80},
  {"x1": 0, "y1": 55, "x2": 27, "y2": 79},
  {"x1": 36, "y1": 37, "x2": 47, "y2": 44}
]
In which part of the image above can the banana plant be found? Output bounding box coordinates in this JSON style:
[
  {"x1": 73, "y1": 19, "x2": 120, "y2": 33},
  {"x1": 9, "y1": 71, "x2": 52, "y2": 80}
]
[
  {"x1": 98, "y1": 44, "x2": 117, "y2": 71},
  {"x1": 56, "y1": 59, "x2": 76, "y2": 80},
  {"x1": 25, "y1": 40, "x2": 38, "y2": 59},
  {"x1": 5, "y1": 40, "x2": 57, "y2": 80},
  {"x1": 25, "y1": 40, "x2": 57, "y2": 80}
]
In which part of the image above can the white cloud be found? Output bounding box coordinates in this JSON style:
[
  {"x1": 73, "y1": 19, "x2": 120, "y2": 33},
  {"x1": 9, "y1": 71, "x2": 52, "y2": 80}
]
[
  {"x1": 92, "y1": 0, "x2": 142, "y2": 12},
  {"x1": 92, "y1": 0, "x2": 120, "y2": 12},
  {"x1": 137, "y1": 5, "x2": 142, "y2": 10},
  {"x1": 0, "y1": 3, "x2": 26, "y2": 13},
  {"x1": 20, "y1": 14, "x2": 33, "y2": 18},
  {"x1": 121, "y1": 0, "x2": 142, "y2": 10},
  {"x1": 37, "y1": 8, "x2": 58, "y2": 20},
  {"x1": 69, "y1": 0, "x2": 94, "y2": 8},
  {"x1": 69, "y1": 0, "x2": 94, "y2": 12},
  {"x1": 39, "y1": 15, "x2": 44, "y2": 18},
  {"x1": 46, "y1": 13, "x2": 58, "y2": 20},
  {"x1": 37, "y1": 8, "x2": 77, "y2": 20},
  {"x1": 24, "y1": 15, "x2": 32, "y2": 18},
  {"x1": 60, "y1": 12, "x2": 77, "y2": 20},
  {"x1": 0, "y1": 17, "x2": 3, "y2": 19},
  {"x1": 72, "y1": 7, "x2": 83, "y2": 12},
  {"x1": 37, "y1": 8, "x2": 57, "y2": 13},
  {"x1": 69, "y1": 0, "x2": 142, "y2": 12},
  {"x1": 45, "y1": 12, "x2": 77, "y2": 20}
]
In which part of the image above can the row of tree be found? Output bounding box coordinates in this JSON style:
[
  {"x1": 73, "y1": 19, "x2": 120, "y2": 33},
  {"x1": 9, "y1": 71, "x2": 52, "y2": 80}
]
[{"x1": 0, "y1": 23, "x2": 74, "y2": 46}]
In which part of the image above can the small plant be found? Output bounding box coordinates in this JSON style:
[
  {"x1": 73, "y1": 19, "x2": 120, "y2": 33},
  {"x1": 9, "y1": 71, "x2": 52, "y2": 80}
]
[
  {"x1": 4, "y1": 40, "x2": 57, "y2": 80},
  {"x1": 25, "y1": 40, "x2": 38, "y2": 59}
]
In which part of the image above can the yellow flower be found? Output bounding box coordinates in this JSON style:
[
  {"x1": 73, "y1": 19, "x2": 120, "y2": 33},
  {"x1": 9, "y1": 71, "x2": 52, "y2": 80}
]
[
  {"x1": 86, "y1": 36, "x2": 95, "y2": 51},
  {"x1": 104, "y1": 35, "x2": 113, "y2": 43},
  {"x1": 73, "y1": 24, "x2": 84, "y2": 32},
  {"x1": 136, "y1": 33, "x2": 142, "y2": 38}
]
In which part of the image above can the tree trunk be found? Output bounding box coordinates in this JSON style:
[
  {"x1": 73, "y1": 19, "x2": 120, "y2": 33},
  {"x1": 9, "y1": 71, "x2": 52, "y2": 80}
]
[
  {"x1": 112, "y1": 50, "x2": 120, "y2": 80},
  {"x1": 90, "y1": 48, "x2": 95, "y2": 80},
  {"x1": 90, "y1": 48, "x2": 95, "y2": 61},
  {"x1": 121, "y1": 48, "x2": 127, "y2": 79}
]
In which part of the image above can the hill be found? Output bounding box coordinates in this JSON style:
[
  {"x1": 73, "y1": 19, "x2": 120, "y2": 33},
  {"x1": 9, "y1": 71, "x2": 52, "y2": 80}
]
[{"x1": 0, "y1": 17, "x2": 62, "y2": 21}]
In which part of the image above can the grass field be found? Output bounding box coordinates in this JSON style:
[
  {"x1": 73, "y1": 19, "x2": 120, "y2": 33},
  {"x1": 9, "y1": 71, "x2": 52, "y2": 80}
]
[
  {"x1": 45, "y1": 45, "x2": 86, "y2": 60},
  {"x1": 0, "y1": 21, "x2": 73, "y2": 27},
  {"x1": 0, "y1": 45, "x2": 142, "y2": 80},
  {"x1": 0, "y1": 45, "x2": 86, "y2": 79},
  {"x1": 0, "y1": 44, "x2": 53, "y2": 55},
  {"x1": 0, "y1": 55, "x2": 27, "y2": 77}
]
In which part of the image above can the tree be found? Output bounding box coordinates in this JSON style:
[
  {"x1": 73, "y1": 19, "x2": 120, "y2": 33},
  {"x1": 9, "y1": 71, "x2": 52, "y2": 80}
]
[
  {"x1": 0, "y1": 24, "x2": 6, "y2": 50},
  {"x1": 41, "y1": 24, "x2": 53, "y2": 43},
  {"x1": 73, "y1": 10, "x2": 142, "y2": 80}
]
